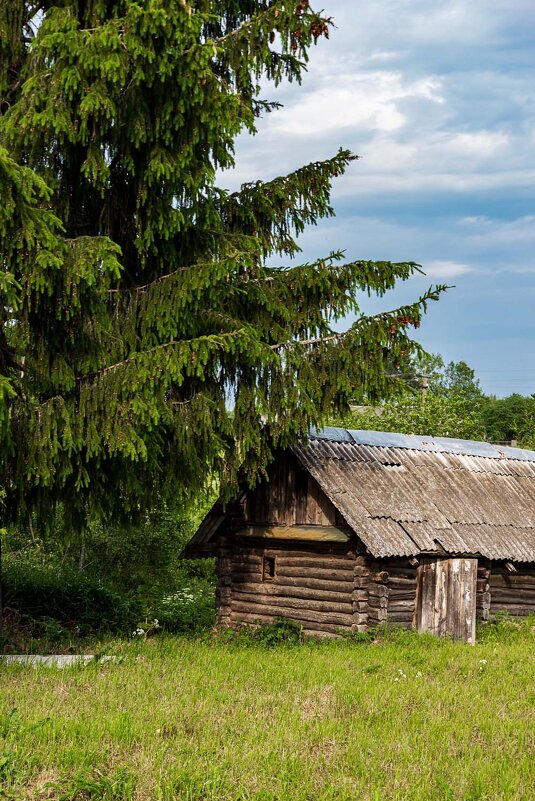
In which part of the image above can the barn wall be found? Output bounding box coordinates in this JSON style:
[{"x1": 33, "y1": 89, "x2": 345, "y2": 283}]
[
  {"x1": 476, "y1": 561, "x2": 491, "y2": 622},
  {"x1": 245, "y1": 453, "x2": 339, "y2": 528},
  {"x1": 223, "y1": 537, "x2": 362, "y2": 637},
  {"x1": 355, "y1": 558, "x2": 418, "y2": 630},
  {"x1": 384, "y1": 559, "x2": 418, "y2": 628},
  {"x1": 489, "y1": 563, "x2": 535, "y2": 617}
]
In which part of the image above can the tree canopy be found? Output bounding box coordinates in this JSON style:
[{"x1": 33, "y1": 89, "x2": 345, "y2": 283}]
[{"x1": 1, "y1": 1, "x2": 443, "y2": 529}]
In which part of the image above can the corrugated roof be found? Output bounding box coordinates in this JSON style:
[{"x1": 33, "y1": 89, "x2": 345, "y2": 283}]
[
  {"x1": 309, "y1": 427, "x2": 535, "y2": 462},
  {"x1": 293, "y1": 429, "x2": 535, "y2": 562}
]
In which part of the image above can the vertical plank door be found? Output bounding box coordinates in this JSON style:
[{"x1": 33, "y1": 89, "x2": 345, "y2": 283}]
[{"x1": 415, "y1": 558, "x2": 477, "y2": 643}]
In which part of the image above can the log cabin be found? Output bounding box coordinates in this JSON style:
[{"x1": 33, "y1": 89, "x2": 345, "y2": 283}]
[{"x1": 185, "y1": 428, "x2": 535, "y2": 643}]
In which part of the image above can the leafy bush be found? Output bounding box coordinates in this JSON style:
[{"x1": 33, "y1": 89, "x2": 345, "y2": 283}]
[
  {"x1": 151, "y1": 581, "x2": 215, "y2": 633},
  {"x1": 478, "y1": 611, "x2": 535, "y2": 643},
  {"x1": 2, "y1": 551, "x2": 141, "y2": 637},
  {"x1": 217, "y1": 617, "x2": 305, "y2": 646}
]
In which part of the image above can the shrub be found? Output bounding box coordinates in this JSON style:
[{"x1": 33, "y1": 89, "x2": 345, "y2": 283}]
[
  {"x1": 151, "y1": 581, "x2": 215, "y2": 633},
  {"x1": 2, "y1": 551, "x2": 141, "y2": 637},
  {"x1": 217, "y1": 617, "x2": 305, "y2": 647},
  {"x1": 478, "y1": 611, "x2": 535, "y2": 643}
]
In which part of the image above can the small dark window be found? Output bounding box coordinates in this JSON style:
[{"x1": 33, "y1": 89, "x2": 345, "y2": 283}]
[{"x1": 262, "y1": 555, "x2": 276, "y2": 581}]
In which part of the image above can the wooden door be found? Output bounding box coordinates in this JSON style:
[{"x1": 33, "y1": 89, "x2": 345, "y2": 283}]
[{"x1": 415, "y1": 558, "x2": 477, "y2": 643}]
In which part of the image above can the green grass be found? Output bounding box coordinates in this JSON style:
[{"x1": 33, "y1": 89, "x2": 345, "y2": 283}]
[{"x1": 1, "y1": 623, "x2": 534, "y2": 801}]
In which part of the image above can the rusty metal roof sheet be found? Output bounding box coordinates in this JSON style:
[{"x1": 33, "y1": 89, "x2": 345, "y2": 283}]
[{"x1": 292, "y1": 429, "x2": 535, "y2": 562}]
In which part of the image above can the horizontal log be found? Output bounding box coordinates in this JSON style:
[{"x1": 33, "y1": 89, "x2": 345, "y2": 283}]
[
  {"x1": 229, "y1": 582, "x2": 351, "y2": 603},
  {"x1": 232, "y1": 554, "x2": 263, "y2": 570},
  {"x1": 490, "y1": 605, "x2": 535, "y2": 616},
  {"x1": 491, "y1": 570, "x2": 535, "y2": 581},
  {"x1": 375, "y1": 566, "x2": 417, "y2": 577},
  {"x1": 230, "y1": 611, "x2": 351, "y2": 636},
  {"x1": 277, "y1": 555, "x2": 355, "y2": 568},
  {"x1": 385, "y1": 615, "x2": 413, "y2": 626},
  {"x1": 233, "y1": 571, "x2": 353, "y2": 595},
  {"x1": 276, "y1": 566, "x2": 354, "y2": 581},
  {"x1": 232, "y1": 572, "x2": 262, "y2": 584},
  {"x1": 232, "y1": 559, "x2": 262, "y2": 570},
  {"x1": 387, "y1": 601, "x2": 415, "y2": 612},
  {"x1": 230, "y1": 599, "x2": 352, "y2": 626},
  {"x1": 489, "y1": 591, "x2": 535, "y2": 604},
  {"x1": 367, "y1": 615, "x2": 387, "y2": 627},
  {"x1": 387, "y1": 590, "x2": 417, "y2": 601},
  {"x1": 386, "y1": 576, "x2": 417, "y2": 587},
  {"x1": 234, "y1": 545, "x2": 354, "y2": 560},
  {"x1": 490, "y1": 578, "x2": 535, "y2": 591},
  {"x1": 231, "y1": 589, "x2": 352, "y2": 613},
  {"x1": 275, "y1": 575, "x2": 354, "y2": 592}
]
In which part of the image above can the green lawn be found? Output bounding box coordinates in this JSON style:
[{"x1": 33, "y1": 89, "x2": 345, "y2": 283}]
[{"x1": 1, "y1": 625, "x2": 534, "y2": 801}]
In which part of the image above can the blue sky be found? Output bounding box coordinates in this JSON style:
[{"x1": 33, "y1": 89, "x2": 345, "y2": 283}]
[{"x1": 220, "y1": 0, "x2": 535, "y2": 397}]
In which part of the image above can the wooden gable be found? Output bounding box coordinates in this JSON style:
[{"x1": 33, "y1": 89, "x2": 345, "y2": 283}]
[{"x1": 244, "y1": 450, "x2": 339, "y2": 528}]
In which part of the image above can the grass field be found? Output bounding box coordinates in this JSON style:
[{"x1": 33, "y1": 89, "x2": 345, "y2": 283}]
[{"x1": 1, "y1": 623, "x2": 534, "y2": 801}]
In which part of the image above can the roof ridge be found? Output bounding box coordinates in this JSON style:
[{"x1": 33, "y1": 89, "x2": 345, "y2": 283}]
[{"x1": 309, "y1": 427, "x2": 535, "y2": 463}]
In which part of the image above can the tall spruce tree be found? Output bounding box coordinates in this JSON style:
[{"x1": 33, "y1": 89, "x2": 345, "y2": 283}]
[{"x1": 0, "y1": 1, "x2": 444, "y2": 530}]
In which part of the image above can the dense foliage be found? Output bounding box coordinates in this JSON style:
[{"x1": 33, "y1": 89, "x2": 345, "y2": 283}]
[
  {"x1": 338, "y1": 354, "x2": 535, "y2": 449},
  {"x1": 1, "y1": 501, "x2": 216, "y2": 647},
  {"x1": 341, "y1": 391, "x2": 486, "y2": 441},
  {"x1": 0, "y1": 1, "x2": 444, "y2": 532}
]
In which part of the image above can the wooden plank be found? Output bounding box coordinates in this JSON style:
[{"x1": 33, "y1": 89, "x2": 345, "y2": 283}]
[
  {"x1": 235, "y1": 525, "x2": 350, "y2": 543},
  {"x1": 233, "y1": 545, "x2": 354, "y2": 560},
  {"x1": 306, "y1": 476, "x2": 321, "y2": 525},
  {"x1": 295, "y1": 466, "x2": 308, "y2": 525}
]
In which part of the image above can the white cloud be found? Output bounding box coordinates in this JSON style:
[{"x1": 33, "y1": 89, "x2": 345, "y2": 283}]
[
  {"x1": 423, "y1": 260, "x2": 473, "y2": 279},
  {"x1": 270, "y1": 72, "x2": 444, "y2": 137}
]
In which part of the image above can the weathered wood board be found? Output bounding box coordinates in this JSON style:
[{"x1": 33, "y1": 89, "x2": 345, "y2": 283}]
[{"x1": 415, "y1": 557, "x2": 477, "y2": 643}]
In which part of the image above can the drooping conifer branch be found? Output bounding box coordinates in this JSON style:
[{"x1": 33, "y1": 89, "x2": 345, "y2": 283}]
[{"x1": 1, "y1": 1, "x2": 446, "y2": 529}]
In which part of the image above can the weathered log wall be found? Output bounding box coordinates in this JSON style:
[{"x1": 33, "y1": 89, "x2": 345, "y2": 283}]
[
  {"x1": 489, "y1": 563, "x2": 535, "y2": 617},
  {"x1": 216, "y1": 532, "x2": 535, "y2": 639},
  {"x1": 476, "y1": 561, "x2": 491, "y2": 622},
  {"x1": 384, "y1": 559, "x2": 418, "y2": 628},
  {"x1": 354, "y1": 558, "x2": 418, "y2": 630},
  {"x1": 225, "y1": 538, "x2": 360, "y2": 637}
]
